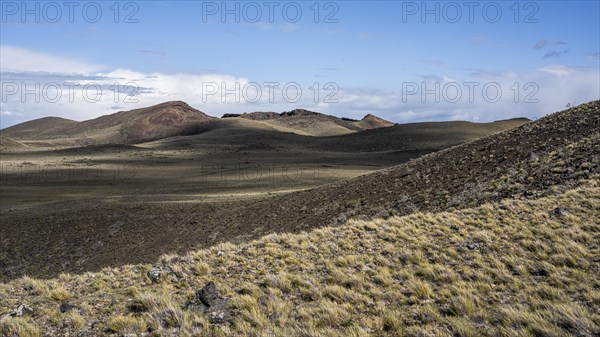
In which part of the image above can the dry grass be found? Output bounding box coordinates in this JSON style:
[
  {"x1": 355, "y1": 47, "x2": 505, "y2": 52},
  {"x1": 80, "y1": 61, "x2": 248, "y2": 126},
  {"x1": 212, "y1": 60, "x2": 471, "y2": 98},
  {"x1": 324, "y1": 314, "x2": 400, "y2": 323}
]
[{"x1": 1, "y1": 179, "x2": 599, "y2": 336}]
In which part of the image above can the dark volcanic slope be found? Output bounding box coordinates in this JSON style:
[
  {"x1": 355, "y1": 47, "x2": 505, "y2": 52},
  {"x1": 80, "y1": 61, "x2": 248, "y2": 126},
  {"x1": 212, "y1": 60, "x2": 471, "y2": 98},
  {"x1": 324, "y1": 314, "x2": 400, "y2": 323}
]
[
  {"x1": 165, "y1": 103, "x2": 594, "y2": 244},
  {"x1": 1, "y1": 102, "x2": 596, "y2": 280},
  {"x1": 312, "y1": 118, "x2": 531, "y2": 152},
  {"x1": 1, "y1": 101, "x2": 215, "y2": 146}
]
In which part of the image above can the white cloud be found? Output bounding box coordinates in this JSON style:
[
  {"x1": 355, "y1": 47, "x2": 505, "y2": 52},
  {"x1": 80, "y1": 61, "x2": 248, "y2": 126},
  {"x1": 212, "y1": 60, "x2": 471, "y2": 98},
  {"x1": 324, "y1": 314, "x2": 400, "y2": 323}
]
[
  {"x1": 0, "y1": 45, "x2": 105, "y2": 74},
  {"x1": 1, "y1": 47, "x2": 599, "y2": 128},
  {"x1": 1, "y1": 110, "x2": 24, "y2": 117},
  {"x1": 540, "y1": 65, "x2": 575, "y2": 77},
  {"x1": 392, "y1": 65, "x2": 600, "y2": 122}
]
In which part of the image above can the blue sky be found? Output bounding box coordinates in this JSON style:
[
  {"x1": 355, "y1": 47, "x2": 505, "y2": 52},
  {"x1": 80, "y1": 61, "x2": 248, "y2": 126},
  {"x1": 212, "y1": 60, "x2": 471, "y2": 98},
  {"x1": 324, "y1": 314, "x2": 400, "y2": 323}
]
[{"x1": 1, "y1": 1, "x2": 599, "y2": 127}]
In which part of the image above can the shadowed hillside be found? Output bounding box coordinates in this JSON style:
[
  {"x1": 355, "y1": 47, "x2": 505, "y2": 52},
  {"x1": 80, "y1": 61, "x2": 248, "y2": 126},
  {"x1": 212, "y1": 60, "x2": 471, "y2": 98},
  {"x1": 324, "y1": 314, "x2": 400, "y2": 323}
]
[
  {"x1": 309, "y1": 118, "x2": 531, "y2": 152},
  {"x1": 231, "y1": 102, "x2": 598, "y2": 227},
  {"x1": 145, "y1": 116, "x2": 528, "y2": 153}
]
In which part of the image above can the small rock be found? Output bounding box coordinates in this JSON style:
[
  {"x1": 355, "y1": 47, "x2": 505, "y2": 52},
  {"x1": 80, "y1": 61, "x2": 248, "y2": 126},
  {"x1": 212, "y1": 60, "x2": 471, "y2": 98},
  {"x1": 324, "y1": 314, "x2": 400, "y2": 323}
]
[
  {"x1": 59, "y1": 302, "x2": 75, "y2": 313},
  {"x1": 147, "y1": 268, "x2": 163, "y2": 283},
  {"x1": 450, "y1": 225, "x2": 460, "y2": 231},
  {"x1": 73, "y1": 329, "x2": 97, "y2": 337},
  {"x1": 2, "y1": 304, "x2": 34, "y2": 318},
  {"x1": 464, "y1": 241, "x2": 485, "y2": 251},
  {"x1": 188, "y1": 282, "x2": 231, "y2": 324},
  {"x1": 258, "y1": 295, "x2": 269, "y2": 308},
  {"x1": 197, "y1": 282, "x2": 220, "y2": 307},
  {"x1": 531, "y1": 268, "x2": 550, "y2": 277},
  {"x1": 550, "y1": 207, "x2": 568, "y2": 218},
  {"x1": 373, "y1": 210, "x2": 390, "y2": 219},
  {"x1": 147, "y1": 265, "x2": 173, "y2": 283}
]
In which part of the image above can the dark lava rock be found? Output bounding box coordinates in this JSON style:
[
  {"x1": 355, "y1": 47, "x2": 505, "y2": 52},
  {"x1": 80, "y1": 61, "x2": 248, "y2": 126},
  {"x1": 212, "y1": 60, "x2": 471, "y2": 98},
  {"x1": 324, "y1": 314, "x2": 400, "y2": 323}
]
[
  {"x1": 197, "y1": 282, "x2": 220, "y2": 306},
  {"x1": 530, "y1": 268, "x2": 550, "y2": 277},
  {"x1": 59, "y1": 302, "x2": 76, "y2": 313},
  {"x1": 549, "y1": 207, "x2": 568, "y2": 217},
  {"x1": 126, "y1": 299, "x2": 149, "y2": 313},
  {"x1": 2, "y1": 304, "x2": 34, "y2": 318},
  {"x1": 188, "y1": 282, "x2": 232, "y2": 324},
  {"x1": 147, "y1": 265, "x2": 173, "y2": 283}
]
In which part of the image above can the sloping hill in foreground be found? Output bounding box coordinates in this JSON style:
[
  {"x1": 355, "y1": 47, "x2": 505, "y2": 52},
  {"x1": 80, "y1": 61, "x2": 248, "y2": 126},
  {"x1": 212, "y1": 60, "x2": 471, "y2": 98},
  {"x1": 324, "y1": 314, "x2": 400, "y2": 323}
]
[{"x1": 1, "y1": 180, "x2": 598, "y2": 336}]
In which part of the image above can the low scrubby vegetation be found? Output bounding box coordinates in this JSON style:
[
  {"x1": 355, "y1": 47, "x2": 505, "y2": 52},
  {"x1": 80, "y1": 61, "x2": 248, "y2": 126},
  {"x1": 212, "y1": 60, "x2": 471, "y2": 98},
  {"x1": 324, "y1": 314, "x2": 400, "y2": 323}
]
[{"x1": 1, "y1": 178, "x2": 598, "y2": 336}]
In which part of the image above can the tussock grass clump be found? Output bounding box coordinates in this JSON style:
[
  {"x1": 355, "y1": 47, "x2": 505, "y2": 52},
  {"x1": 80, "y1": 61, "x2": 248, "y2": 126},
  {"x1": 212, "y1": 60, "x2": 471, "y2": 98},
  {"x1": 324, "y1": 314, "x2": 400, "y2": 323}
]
[
  {"x1": 0, "y1": 180, "x2": 599, "y2": 336},
  {"x1": 48, "y1": 284, "x2": 71, "y2": 302},
  {"x1": 0, "y1": 317, "x2": 41, "y2": 337},
  {"x1": 106, "y1": 315, "x2": 149, "y2": 334}
]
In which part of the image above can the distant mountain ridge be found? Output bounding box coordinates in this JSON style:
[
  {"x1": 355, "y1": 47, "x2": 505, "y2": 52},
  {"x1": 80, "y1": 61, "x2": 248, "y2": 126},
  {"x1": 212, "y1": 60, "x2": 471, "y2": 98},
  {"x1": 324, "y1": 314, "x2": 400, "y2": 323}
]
[
  {"x1": 1, "y1": 101, "x2": 214, "y2": 146},
  {"x1": 0, "y1": 102, "x2": 397, "y2": 146},
  {"x1": 222, "y1": 108, "x2": 395, "y2": 136},
  {"x1": 1, "y1": 101, "x2": 532, "y2": 148}
]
